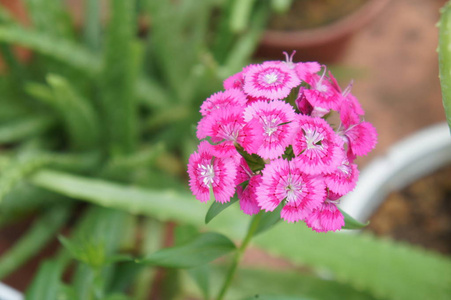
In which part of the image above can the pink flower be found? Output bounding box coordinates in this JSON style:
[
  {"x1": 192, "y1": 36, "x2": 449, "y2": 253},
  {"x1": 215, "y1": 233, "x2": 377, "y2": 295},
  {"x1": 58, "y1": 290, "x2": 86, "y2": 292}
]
[
  {"x1": 197, "y1": 107, "x2": 262, "y2": 157},
  {"x1": 295, "y1": 61, "x2": 321, "y2": 82},
  {"x1": 324, "y1": 158, "x2": 359, "y2": 196},
  {"x1": 256, "y1": 158, "x2": 325, "y2": 222},
  {"x1": 305, "y1": 201, "x2": 344, "y2": 232},
  {"x1": 340, "y1": 121, "x2": 378, "y2": 157},
  {"x1": 244, "y1": 100, "x2": 297, "y2": 160},
  {"x1": 200, "y1": 89, "x2": 247, "y2": 117},
  {"x1": 302, "y1": 69, "x2": 342, "y2": 116},
  {"x1": 292, "y1": 115, "x2": 344, "y2": 175},
  {"x1": 187, "y1": 141, "x2": 237, "y2": 203},
  {"x1": 237, "y1": 174, "x2": 262, "y2": 215},
  {"x1": 243, "y1": 62, "x2": 301, "y2": 100},
  {"x1": 223, "y1": 72, "x2": 245, "y2": 90}
]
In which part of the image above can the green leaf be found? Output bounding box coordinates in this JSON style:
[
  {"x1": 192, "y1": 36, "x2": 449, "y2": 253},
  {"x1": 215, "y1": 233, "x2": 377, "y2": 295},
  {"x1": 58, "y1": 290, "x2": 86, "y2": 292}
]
[
  {"x1": 140, "y1": 232, "x2": 236, "y2": 268},
  {"x1": 235, "y1": 143, "x2": 266, "y2": 173},
  {"x1": 0, "y1": 25, "x2": 100, "y2": 75},
  {"x1": 28, "y1": 172, "x2": 451, "y2": 300},
  {"x1": 46, "y1": 74, "x2": 101, "y2": 150},
  {"x1": 254, "y1": 222, "x2": 451, "y2": 300},
  {"x1": 205, "y1": 197, "x2": 238, "y2": 224},
  {"x1": 183, "y1": 266, "x2": 377, "y2": 300},
  {"x1": 439, "y1": 2, "x2": 451, "y2": 131},
  {"x1": 25, "y1": 259, "x2": 64, "y2": 300},
  {"x1": 339, "y1": 207, "x2": 369, "y2": 230},
  {"x1": 29, "y1": 169, "x2": 210, "y2": 225},
  {"x1": 0, "y1": 152, "x2": 52, "y2": 205},
  {"x1": 253, "y1": 204, "x2": 283, "y2": 236},
  {"x1": 58, "y1": 235, "x2": 107, "y2": 269},
  {"x1": 187, "y1": 265, "x2": 211, "y2": 300},
  {"x1": 0, "y1": 115, "x2": 55, "y2": 143},
  {"x1": 0, "y1": 204, "x2": 71, "y2": 280},
  {"x1": 100, "y1": 0, "x2": 139, "y2": 156}
]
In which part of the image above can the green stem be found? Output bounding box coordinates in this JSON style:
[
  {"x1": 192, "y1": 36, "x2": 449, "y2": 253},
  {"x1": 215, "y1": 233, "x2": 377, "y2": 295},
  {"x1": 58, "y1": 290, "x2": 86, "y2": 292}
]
[{"x1": 217, "y1": 213, "x2": 262, "y2": 300}]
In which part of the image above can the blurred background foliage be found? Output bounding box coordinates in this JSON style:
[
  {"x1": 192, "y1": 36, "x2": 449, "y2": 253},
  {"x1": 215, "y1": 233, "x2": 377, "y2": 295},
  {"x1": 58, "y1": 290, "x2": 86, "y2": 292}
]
[{"x1": 0, "y1": 0, "x2": 449, "y2": 299}]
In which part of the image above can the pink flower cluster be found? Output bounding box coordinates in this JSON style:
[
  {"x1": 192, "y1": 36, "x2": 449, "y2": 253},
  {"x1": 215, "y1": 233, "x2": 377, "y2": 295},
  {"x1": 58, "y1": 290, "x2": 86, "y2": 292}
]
[{"x1": 187, "y1": 53, "x2": 377, "y2": 232}]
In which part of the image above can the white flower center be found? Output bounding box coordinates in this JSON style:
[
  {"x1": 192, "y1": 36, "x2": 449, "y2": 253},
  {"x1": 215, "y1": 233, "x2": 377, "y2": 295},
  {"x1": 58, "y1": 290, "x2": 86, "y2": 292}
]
[
  {"x1": 263, "y1": 117, "x2": 279, "y2": 136},
  {"x1": 199, "y1": 163, "x2": 215, "y2": 187},
  {"x1": 285, "y1": 177, "x2": 303, "y2": 202},
  {"x1": 305, "y1": 129, "x2": 324, "y2": 150},
  {"x1": 264, "y1": 72, "x2": 279, "y2": 84}
]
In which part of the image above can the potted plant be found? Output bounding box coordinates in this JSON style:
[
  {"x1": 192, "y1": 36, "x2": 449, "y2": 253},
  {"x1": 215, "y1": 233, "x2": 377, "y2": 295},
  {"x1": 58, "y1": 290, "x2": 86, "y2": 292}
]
[{"x1": 0, "y1": 1, "x2": 450, "y2": 299}]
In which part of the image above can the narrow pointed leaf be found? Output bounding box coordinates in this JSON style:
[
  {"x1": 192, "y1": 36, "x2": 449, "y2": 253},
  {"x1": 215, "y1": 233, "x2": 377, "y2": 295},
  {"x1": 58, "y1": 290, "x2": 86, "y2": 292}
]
[
  {"x1": 339, "y1": 207, "x2": 369, "y2": 230},
  {"x1": 254, "y1": 204, "x2": 283, "y2": 236},
  {"x1": 140, "y1": 232, "x2": 236, "y2": 268},
  {"x1": 205, "y1": 197, "x2": 238, "y2": 224}
]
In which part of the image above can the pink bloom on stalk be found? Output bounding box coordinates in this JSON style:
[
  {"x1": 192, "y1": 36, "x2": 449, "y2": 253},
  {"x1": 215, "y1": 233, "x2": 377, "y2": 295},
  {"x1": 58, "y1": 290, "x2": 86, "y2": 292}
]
[
  {"x1": 256, "y1": 158, "x2": 325, "y2": 222},
  {"x1": 295, "y1": 87, "x2": 313, "y2": 115},
  {"x1": 292, "y1": 115, "x2": 344, "y2": 175},
  {"x1": 243, "y1": 62, "x2": 301, "y2": 100},
  {"x1": 200, "y1": 89, "x2": 247, "y2": 117},
  {"x1": 187, "y1": 141, "x2": 237, "y2": 203},
  {"x1": 340, "y1": 121, "x2": 378, "y2": 157},
  {"x1": 302, "y1": 68, "x2": 342, "y2": 116},
  {"x1": 244, "y1": 100, "x2": 297, "y2": 160},
  {"x1": 224, "y1": 72, "x2": 244, "y2": 90},
  {"x1": 305, "y1": 201, "x2": 345, "y2": 233},
  {"x1": 197, "y1": 107, "x2": 262, "y2": 157},
  {"x1": 324, "y1": 158, "x2": 359, "y2": 196},
  {"x1": 237, "y1": 174, "x2": 262, "y2": 215},
  {"x1": 295, "y1": 61, "x2": 321, "y2": 82},
  {"x1": 235, "y1": 157, "x2": 253, "y2": 185}
]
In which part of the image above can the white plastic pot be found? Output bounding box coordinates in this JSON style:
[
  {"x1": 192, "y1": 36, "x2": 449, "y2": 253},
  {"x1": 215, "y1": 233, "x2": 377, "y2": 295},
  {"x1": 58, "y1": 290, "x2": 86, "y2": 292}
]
[
  {"x1": 339, "y1": 122, "x2": 451, "y2": 223},
  {"x1": 0, "y1": 282, "x2": 22, "y2": 300}
]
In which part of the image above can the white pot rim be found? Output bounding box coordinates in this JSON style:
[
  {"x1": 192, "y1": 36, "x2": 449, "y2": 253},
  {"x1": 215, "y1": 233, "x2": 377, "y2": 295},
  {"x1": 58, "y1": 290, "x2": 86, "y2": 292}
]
[
  {"x1": 339, "y1": 122, "x2": 451, "y2": 222},
  {"x1": 0, "y1": 282, "x2": 22, "y2": 300}
]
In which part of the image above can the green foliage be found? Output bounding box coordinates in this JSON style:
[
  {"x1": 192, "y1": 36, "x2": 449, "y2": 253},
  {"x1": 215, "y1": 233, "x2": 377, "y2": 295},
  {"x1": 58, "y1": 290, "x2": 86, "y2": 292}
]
[
  {"x1": 0, "y1": 1, "x2": 448, "y2": 299},
  {"x1": 140, "y1": 232, "x2": 236, "y2": 268},
  {"x1": 439, "y1": 1, "x2": 451, "y2": 131}
]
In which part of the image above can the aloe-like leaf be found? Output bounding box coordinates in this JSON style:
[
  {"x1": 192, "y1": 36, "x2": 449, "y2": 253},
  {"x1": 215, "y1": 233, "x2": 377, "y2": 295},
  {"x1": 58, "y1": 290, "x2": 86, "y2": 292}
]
[
  {"x1": 139, "y1": 232, "x2": 236, "y2": 268},
  {"x1": 0, "y1": 204, "x2": 71, "y2": 280},
  {"x1": 254, "y1": 222, "x2": 451, "y2": 300},
  {"x1": 29, "y1": 170, "x2": 451, "y2": 299},
  {"x1": 438, "y1": 2, "x2": 451, "y2": 131},
  {"x1": 100, "y1": 0, "x2": 140, "y2": 156},
  {"x1": 46, "y1": 74, "x2": 101, "y2": 150},
  {"x1": 24, "y1": 0, "x2": 74, "y2": 38},
  {"x1": 0, "y1": 24, "x2": 100, "y2": 73},
  {"x1": 0, "y1": 152, "x2": 52, "y2": 205},
  {"x1": 0, "y1": 115, "x2": 55, "y2": 143},
  {"x1": 84, "y1": 0, "x2": 102, "y2": 51},
  {"x1": 205, "y1": 197, "x2": 238, "y2": 224},
  {"x1": 183, "y1": 266, "x2": 377, "y2": 300},
  {"x1": 25, "y1": 259, "x2": 64, "y2": 300},
  {"x1": 339, "y1": 207, "x2": 369, "y2": 230}
]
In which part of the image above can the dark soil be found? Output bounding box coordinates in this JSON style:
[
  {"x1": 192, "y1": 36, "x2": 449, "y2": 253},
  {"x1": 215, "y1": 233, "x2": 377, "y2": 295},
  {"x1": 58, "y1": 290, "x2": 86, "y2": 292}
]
[
  {"x1": 365, "y1": 165, "x2": 451, "y2": 255},
  {"x1": 268, "y1": 0, "x2": 368, "y2": 31}
]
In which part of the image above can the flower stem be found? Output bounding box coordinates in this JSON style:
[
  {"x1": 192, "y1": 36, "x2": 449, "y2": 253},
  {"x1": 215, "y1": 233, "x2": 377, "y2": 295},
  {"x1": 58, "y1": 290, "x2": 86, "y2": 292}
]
[{"x1": 217, "y1": 213, "x2": 262, "y2": 300}]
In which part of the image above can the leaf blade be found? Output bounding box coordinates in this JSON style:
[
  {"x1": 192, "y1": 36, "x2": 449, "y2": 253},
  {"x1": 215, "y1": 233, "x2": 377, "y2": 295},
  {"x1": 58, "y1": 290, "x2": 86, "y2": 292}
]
[{"x1": 140, "y1": 232, "x2": 236, "y2": 268}]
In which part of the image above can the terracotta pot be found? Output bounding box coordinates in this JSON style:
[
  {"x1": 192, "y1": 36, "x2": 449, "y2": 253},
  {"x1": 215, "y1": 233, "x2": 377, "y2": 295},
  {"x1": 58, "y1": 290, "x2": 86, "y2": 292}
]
[{"x1": 255, "y1": 0, "x2": 392, "y2": 63}]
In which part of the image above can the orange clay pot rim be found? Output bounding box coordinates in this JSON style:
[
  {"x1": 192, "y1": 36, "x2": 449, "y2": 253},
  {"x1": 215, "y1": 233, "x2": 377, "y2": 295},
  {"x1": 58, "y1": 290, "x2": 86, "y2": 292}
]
[{"x1": 261, "y1": 0, "x2": 392, "y2": 47}]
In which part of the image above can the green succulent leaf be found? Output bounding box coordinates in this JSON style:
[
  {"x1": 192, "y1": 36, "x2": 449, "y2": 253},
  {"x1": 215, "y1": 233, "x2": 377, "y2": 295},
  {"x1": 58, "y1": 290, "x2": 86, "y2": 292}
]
[
  {"x1": 139, "y1": 232, "x2": 236, "y2": 268},
  {"x1": 439, "y1": 1, "x2": 451, "y2": 131}
]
